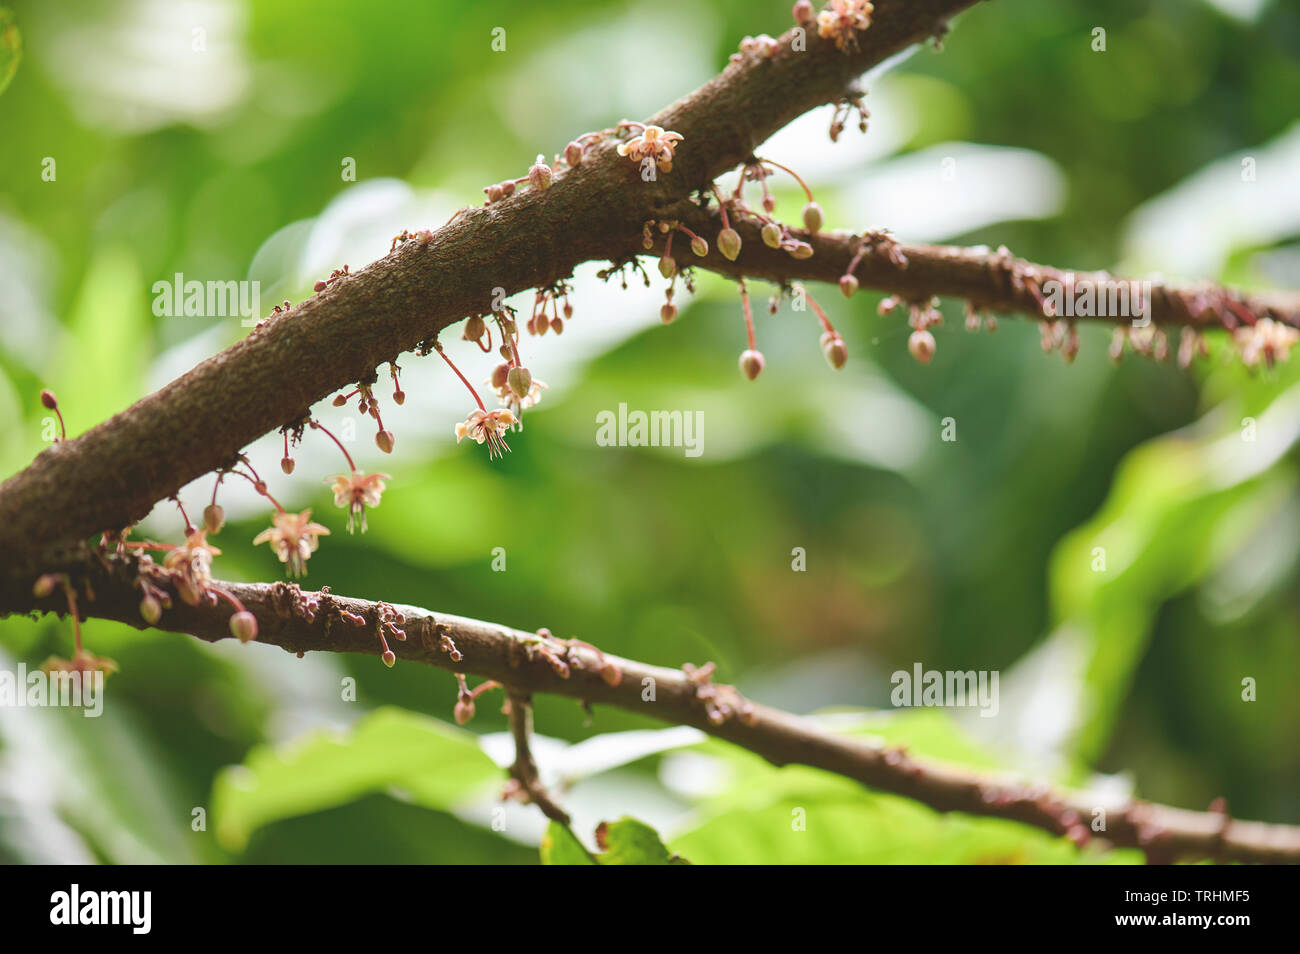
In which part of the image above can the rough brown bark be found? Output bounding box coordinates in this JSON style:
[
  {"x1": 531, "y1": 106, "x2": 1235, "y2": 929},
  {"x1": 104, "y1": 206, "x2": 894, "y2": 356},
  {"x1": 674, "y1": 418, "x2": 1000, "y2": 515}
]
[{"x1": 15, "y1": 556, "x2": 1300, "y2": 864}]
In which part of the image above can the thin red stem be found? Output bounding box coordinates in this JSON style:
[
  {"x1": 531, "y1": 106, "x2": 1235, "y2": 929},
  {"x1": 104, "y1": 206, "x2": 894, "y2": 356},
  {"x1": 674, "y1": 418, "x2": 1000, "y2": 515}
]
[
  {"x1": 435, "y1": 344, "x2": 487, "y2": 411},
  {"x1": 310, "y1": 420, "x2": 358, "y2": 472},
  {"x1": 740, "y1": 279, "x2": 756, "y2": 350},
  {"x1": 756, "y1": 157, "x2": 814, "y2": 202}
]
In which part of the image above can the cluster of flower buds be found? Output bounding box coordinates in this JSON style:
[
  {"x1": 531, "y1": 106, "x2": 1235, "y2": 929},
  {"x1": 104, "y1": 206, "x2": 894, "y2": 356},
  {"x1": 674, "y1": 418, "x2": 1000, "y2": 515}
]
[
  {"x1": 683, "y1": 661, "x2": 758, "y2": 727},
  {"x1": 882, "y1": 295, "x2": 943, "y2": 364},
  {"x1": 390, "y1": 228, "x2": 433, "y2": 251},
  {"x1": 313, "y1": 264, "x2": 350, "y2": 293},
  {"x1": 1039, "y1": 319, "x2": 1080, "y2": 363},
  {"x1": 526, "y1": 283, "x2": 573, "y2": 336},
  {"x1": 732, "y1": 33, "x2": 781, "y2": 63},
  {"x1": 964, "y1": 301, "x2": 998, "y2": 334},
  {"x1": 829, "y1": 89, "x2": 870, "y2": 142}
]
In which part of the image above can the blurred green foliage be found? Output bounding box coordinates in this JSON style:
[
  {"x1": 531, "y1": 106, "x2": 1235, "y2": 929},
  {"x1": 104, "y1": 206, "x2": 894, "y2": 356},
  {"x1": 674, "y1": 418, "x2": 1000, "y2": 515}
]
[{"x1": 0, "y1": 0, "x2": 1297, "y2": 864}]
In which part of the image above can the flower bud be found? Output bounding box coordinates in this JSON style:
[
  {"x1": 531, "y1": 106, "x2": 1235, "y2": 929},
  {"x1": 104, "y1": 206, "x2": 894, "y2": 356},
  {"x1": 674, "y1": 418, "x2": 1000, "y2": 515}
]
[
  {"x1": 739, "y1": 349, "x2": 765, "y2": 380},
  {"x1": 491, "y1": 362, "x2": 511, "y2": 391},
  {"x1": 821, "y1": 332, "x2": 848, "y2": 369},
  {"x1": 485, "y1": 183, "x2": 504, "y2": 203},
  {"x1": 33, "y1": 573, "x2": 59, "y2": 599},
  {"x1": 454, "y1": 698, "x2": 475, "y2": 724},
  {"x1": 332, "y1": 393, "x2": 347, "y2": 406},
  {"x1": 658, "y1": 256, "x2": 676, "y2": 279},
  {"x1": 500, "y1": 180, "x2": 516, "y2": 198},
  {"x1": 529, "y1": 154, "x2": 552, "y2": 191},
  {"x1": 793, "y1": 0, "x2": 814, "y2": 24},
  {"x1": 203, "y1": 503, "x2": 225, "y2": 534},
  {"x1": 376, "y1": 429, "x2": 395, "y2": 454},
  {"x1": 463, "y1": 315, "x2": 487, "y2": 341},
  {"x1": 790, "y1": 241, "x2": 813, "y2": 259},
  {"x1": 762, "y1": 193, "x2": 776, "y2": 213},
  {"x1": 393, "y1": 389, "x2": 405, "y2": 405},
  {"x1": 551, "y1": 317, "x2": 564, "y2": 335},
  {"x1": 908, "y1": 329, "x2": 936, "y2": 364},
  {"x1": 229, "y1": 610, "x2": 258, "y2": 644},
  {"x1": 382, "y1": 649, "x2": 397, "y2": 668},
  {"x1": 690, "y1": 235, "x2": 708, "y2": 257},
  {"x1": 564, "y1": 140, "x2": 584, "y2": 167},
  {"x1": 313, "y1": 280, "x2": 327, "y2": 292},
  {"x1": 139, "y1": 594, "x2": 162, "y2": 625},
  {"x1": 508, "y1": 366, "x2": 532, "y2": 398},
  {"x1": 761, "y1": 223, "x2": 782, "y2": 248},
  {"x1": 40, "y1": 389, "x2": 58, "y2": 410},
  {"x1": 661, "y1": 303, "x2": 678, "y2": 324},
  {"x1": 839, "y1": 274, "x2": 859, "y2": 298},
  {"x1": 802, "y1": 201, "x2": 823, "y2": 234},
  {"x1": 280, "y1": 456, "x2": 295, "y2": 475},
  {"x1": 718, "y1": 228, "x2": 742, "y2": 261}
]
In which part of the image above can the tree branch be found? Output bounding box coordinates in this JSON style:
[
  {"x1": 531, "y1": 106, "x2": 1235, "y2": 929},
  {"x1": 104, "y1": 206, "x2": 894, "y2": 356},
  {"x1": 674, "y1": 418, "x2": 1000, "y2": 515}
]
[{"x1": 10, "y1": 553, "x2": 1300, "y2": 865}]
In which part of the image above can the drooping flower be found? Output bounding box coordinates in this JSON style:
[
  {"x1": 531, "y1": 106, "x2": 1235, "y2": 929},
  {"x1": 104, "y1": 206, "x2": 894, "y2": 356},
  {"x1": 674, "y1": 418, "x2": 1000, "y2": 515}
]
[
  {"x1": 616, "y1": 124, "x2": 684, "y2": 172},
  {"x1": 817, "y1": 0, "x2": 874, "y2": 51},
  {"x1": 163, "y1": 529, "x2": 221, "y2": 605},
  {"x1": 455, "y1": 408, "x2": 516, "y2": 459},
  {"x1": 329, "y1": 471, "x2": 391, "y2": 533},
  {"x1": 253, "y1": 509, "x2": 330, "y2": 576}
]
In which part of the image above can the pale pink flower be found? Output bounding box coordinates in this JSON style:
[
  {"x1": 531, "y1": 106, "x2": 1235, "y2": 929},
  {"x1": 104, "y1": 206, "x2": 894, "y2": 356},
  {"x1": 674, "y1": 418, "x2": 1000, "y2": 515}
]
[
  {"x1": 617, "y1": 124, "x2": 684, "y2": 172},
  {"x1": 1234, "y1": 317, "x2": 1298, "y2": 368},
  {"x1": 818, "y1": 0, "x2": 874, "y2": 51},
  {"x1": 455, "y1": 408, "x2": 516, "y2": 459},
  {"x1": 329, "y1": 470, "x2": 391, "y2": 533},
  {"x1": 253, "y1": 509, "x2": 330, "y2": 576},
  {"x1": 164, "y1": 529, "x2": 221, "y2": 605}
]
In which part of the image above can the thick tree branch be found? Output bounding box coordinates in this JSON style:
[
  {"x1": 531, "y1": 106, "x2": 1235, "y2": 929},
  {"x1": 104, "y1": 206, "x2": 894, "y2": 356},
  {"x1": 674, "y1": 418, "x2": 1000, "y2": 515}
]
[
  {"x1": 661, "y1": 214, "x2": 1300, "y2": 331},
  {"x1": 10, "y1": 554, "x2": 1300, "y2": 865},
  {"x1": 0, "y1": 0, "x2": 982, "y2": 571}
]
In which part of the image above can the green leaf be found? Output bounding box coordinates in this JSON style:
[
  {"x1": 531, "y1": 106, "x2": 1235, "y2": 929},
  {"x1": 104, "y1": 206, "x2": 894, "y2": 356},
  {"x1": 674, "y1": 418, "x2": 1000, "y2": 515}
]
[
  {"x1": 212, "y1": 707, "x2": 500, "y2": 852},
  {"x1": 594, "y1": 817, "x2": 681, "y2": 865},
  {"x1": 0, "y1": 9, "x2": 21, "y2": 97},
  {"x1": 540, "y1": 821, "x2": 596, "y2": 865}
]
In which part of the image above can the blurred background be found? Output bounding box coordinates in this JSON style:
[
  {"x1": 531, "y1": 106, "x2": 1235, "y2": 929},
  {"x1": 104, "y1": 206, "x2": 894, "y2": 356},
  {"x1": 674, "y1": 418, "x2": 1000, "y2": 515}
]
[{"x1": 0, "y1": 0, "x2": 1297, "y2": 864}]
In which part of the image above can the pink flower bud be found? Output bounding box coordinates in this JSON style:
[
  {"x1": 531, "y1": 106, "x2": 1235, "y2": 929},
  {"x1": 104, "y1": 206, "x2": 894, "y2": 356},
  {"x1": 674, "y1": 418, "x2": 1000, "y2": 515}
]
[
  {"x1": 139, "y1": 594, "x2": 162, "y2": 625},
  {"x1": 203, "y1": 503, "x2": 225, "y2": 534},
  {"x1": 661, "y1": 303, "x2": 678, "y2": 324},
  {"x1": 802, "y1": 201, "x2": 823, "y2": 234},
  {"x1": 40, "y1": 389, "x2": 58, "y2": 410},
  {"x1": 491, "y1": 362, "x2": 510, "y2": 390},
  {"x1": 528, "y1": 155, "x2": 552, "y2": 191},
  {"x1": 376, "y1": 430, "x2": 395, "y2": 454},
  {"x1": 564, "y1": 141, "x2": 583, "y2": 167},
  {"x1": 32, "y1": 574, "x2": 58, "y2": 598},
  {"x1": 393, "y1": 389, "x2": 406, "y2": 405},
  {"x1": 821, "y1": 333, "x2": 848, "y2": 369},
  {"x1": 463, "y1": 315, "x2": 487, "y2": 341},
  {"x1": 658, "y1": 256, "x2": 676, "y2": 279},
  {"x1": 908, "y1": 329, "x2": 936, "y2": 364},
  {"x1": 280, "y1": 456, "x2": 295, "y2": 475},
  {"x1": 551, "y1": 317, "x2": 564, "y2": 335},
  {"x1": 739, "y1": 349, "x2": 765, "y2": 380},
  {"x1": 229, "y1": 611, "x2": 258, "y2": 644},
  {"x1": 793, "y1": 0, "x2": 814, "y2": 24},
  {"x1": 382, "y1": 649, "x2": 397, "y2": 668},
  {"x1": 313, "y1": 280, "x2": 327, "y2": 292},
  {"x1": 454, "y1": 699, "x2": 475, "y2": 724},
  {"x1": 761, "y1": 223, "x2": 782, "y2": 248},
  {"x1": 332, "y1": 393, "x2": 347, "y2": 407},
  {"x1": 508, "y1": 366, "x2": 532, "y2": 398},
  {"x1": 839, "y1": 274, "x2": 859, "y2": 298},
  {"x1": 690, "y1": 235, "x2": 708, "y2": 257},
  {"x1": 790, "y1": 242, "x2": 813, "y2": 259},
  {"x1": 718, "y1": 228, "x2": 742, "y2": 261},
  {"x1": 484, "y1": 183, "x2": 504, "y2": 203}
]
